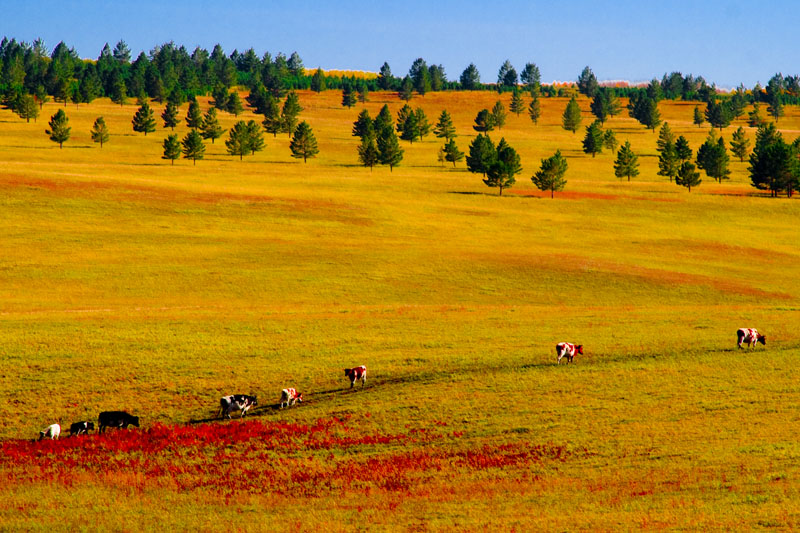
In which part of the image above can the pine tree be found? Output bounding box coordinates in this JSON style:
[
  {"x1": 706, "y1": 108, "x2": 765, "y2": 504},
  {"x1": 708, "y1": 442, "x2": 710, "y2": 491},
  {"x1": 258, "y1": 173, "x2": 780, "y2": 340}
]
[
  {"x1": 433, "y1": 110, "x2": 456, "y2": 140},
  {"x1": 603, "y1": 130, "x2": 618, "y2": 152},
  {"x1": 577, "y1": 66, "x2": 599, "y2": 97},
  {"x1": 460, "y1": 63, "x2": 481, "y2": 90},
  {"x1": 357, "y1": 83, "x2": 369, "y2": 103},
  {"x1": 640, "y1": 98, "x2": 661, "y2": 131},
  {"x1": 767, "y1": 94, "x2": 784, "y2": 122},
  {"x1": 35, "y1": 85, "x2": 49, "y2": 110},
  {"x1": 310, "y1": 68, "x2": 326, "y2": 92},
  {"x1": 675, "y1": 136, "x2": 692, "y2": 162},
  {"x1": 676, "y1": 161, "x2": 701, "y2": 192},
  {"x1": 658, "y1": 141, "x2": 679, "y2": 182},
  {"x1": 444, "y1": 139, "x2": 464, "y2": 167},
  {"x1": 45, "y1": 109, "x2": 70, "y2": 148},
  {"x1": 491, "y1": 100, "x2": 507, "y2": 130},
  {"x1": 466, "y1": 134, "x2": 496, "y2": 177},
  {"x1": 396, "y1": 104, "x2": 413, "y2": 137},
  {"x1": 341, "y1": 84, "x2": 357, "y2": 108},
  {"x1": 212, "y1": 85, "x2": 229, "y2": 110},
  {"x1": 705, "y1": 100, "x2": 731, "y2": 130},
  {"x1": 528, "y1": 93, "x2": 541, "y2": 125},
  {"x1": 614, "y1": 141, "x2": 639, "y2": 181},
  {"x1": 289, "y1": 121, "x2": 319, "y2": 162},
  {"x1": 590, "y1": 91, "x2": 612, "y2": 124},
  {"x1": 377, "y1": 128, "x2": 403, "y2": 171},
  {"x1": 730, "y1": 126, "x2": 750, "y2": 162},
  {"x1": 227, "y1": 92, "x2": 244, "y2": 116},
  {"x1": 162, "y1": 134, "x2": 181, "y2": 165},
  {"x1": 185, "y1": 100, "x2": 203, "y2": 130},
  {"x1": 415, "y1": 108, "x2": 431, "y2": 139},
  {"x1": 201, "y1": 108, "x2": 225, "y2": 144},
  {"x1": 532, "y1": 150, "x2": 568, "y2": 198},
  {"x1": 582, "y1": 120, "x2": 604, "y2": 157},
  {"x1": 225, "y1": 121, "x2": 250, "y2": 160},
  {"x1": 181, "y1": 129, "x2": 205, "y2": 165},
  {"x1": 473, "y1": 109, "x2": 496, "y2": 133},
  {"x1": 748, "y1": 103, "x2": 766, "y2": 127},
  {"x1": 656, "y1": 123, "x2": 675, "y2": 153},
  {"x1": 161, "y1": 102, "x2": 179, "y2": 130},
  {"x1": 377, "y1": 62, "x2": 393, "y2": 90},
  {"x1": 132, "y1": 103, "x2": 156, "y2": 135},
  {"x1": 484, "y1": 138, "x2": 521, "y2": 195},
  {"x1": 520, "y1": 62, "x2": 541, "y2": 94},
  {"x1": 262, "y1": 96, "x2": 283, "y2": 137},
  {"x1": 562, "y1": 96, "x2": 582, "y2": 133},
  {"x1": 245, "y1": 120, "x2": 265, "y2": 155},
  {"x1": 90, "y1": 117, "x2": 110, "y2": 148},
  {"x1": 399, "y1": 76, "x2": 414, "y2": 102},
  {"x1": 357, "y1": 133, "x2": 379, "y2": 170},
  {"x1": 693, "y1": 105, "x2": 705, "y2": 128},
  {"x1": 352, "y1": 109, "x2": 373, "y2": 138},
  {"x1": 374, "y1": 105, "x2": 393, "y2": 136},
  {"x1": 696, "y1": 133, "x2": 731, "y2": 183},
  {"x1": 400, "y1": 112, "x2": 420, "y2": 144},
  {"x1": 17, "y1": 95, "x2": 39, "y2": 123},
  {"x1": 281, "y1": 91, "x2": 303, "y2": 136},
  {"x1": 510, "y1": 88, "x2": 525, "y2": 116},
  {"x1": 749, "y1": 123, "x2": 786, "y2": 196}
]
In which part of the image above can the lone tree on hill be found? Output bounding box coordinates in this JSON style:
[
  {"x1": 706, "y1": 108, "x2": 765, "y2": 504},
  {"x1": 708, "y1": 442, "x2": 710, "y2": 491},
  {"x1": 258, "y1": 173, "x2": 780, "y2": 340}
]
[
  {"x1": 162, "y1": 134, "x2": 181, "y2": 165},
  {"x1": 562, "y1": 96, "x2": 582, "y2": 134},
  {"x1": 132, "y1": 103, "x2": 156, "y2": 135},
  {"x1": 289, "y1": 121, "x2": 319, "y2": 162},
  {"x1": 443, "y1": 139, "x2": 464, "y2": 167},
  {"x1": 161, "y1": 102, "x2": 179, "y2": 130},
  {"x1": 46, "y1": 109, "x2": 70, "y2": 148},
  {"x1": 91, "y1": 117, "x2": 110, "y2": 148},
  {"x1": 377, "y1": 128, "x2": 403, "y2": 171},
  {"x1": 532, "y1": 150, "x2": 568, "y2": 198},
  {"x1": 676, "y1": 161, "x2": 702, "y2": 192},
  {"x1": 185, "y1": 100, "x2": 203, "y2": 130},
  {"x1": 614, "y1": 141, "x2": 639, "y2": 181},
  {"x1": 582, "y1": 120, "x2": 604, "y2": 157},
  {"x1": 730, "y1": 126, "x2": 751, "y2": 162},
  {"x1": 484, "y1": 138, "x2": 521, "y2": 195},
  {"x1": 466, "y1": 134, "x2": 496, "y2": 178},
  {"x1": 473, "y1": 109, "x2": 496, "y2": 133},
  {"x1": 491, "y1": 100, "x2": 507, "y2": 129},
  {"x1": 357, "y1": 133, "x2": 379, "y2": 170},
  {"x1": 181, "y1": 129, "x2": 205, "y2": 165},
  {"x1": 528, "y1": 93, "x2": 541, "y2": 125},
  {"x1": 434, "y1": 110, "x2": 456, "y2": 140},
  {"x1": 510, "y1": 88, "x2": 525, "y2": 116},
  {"x1": 201, "y1": 108, "x2": 225, "y2": 144}
]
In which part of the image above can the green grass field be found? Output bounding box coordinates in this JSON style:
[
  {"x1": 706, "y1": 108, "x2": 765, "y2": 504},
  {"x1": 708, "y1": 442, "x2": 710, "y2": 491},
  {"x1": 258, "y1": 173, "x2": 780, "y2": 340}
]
[{"x1": 1, "y1": 90, "x2": 799, "y2": 531}]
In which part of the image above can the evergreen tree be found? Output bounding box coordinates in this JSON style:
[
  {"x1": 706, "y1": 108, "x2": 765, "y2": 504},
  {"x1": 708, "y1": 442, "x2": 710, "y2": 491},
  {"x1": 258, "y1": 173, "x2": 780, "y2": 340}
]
[
  {"x1": 748, "y1": 102, "x2": 766, "y2": 127},
  {"x1": 562, "y1": 96, "x2": 582, "y2": 133},
  {"x1": 767, "y1": 94, "x2": 784, "y2": 122},
  {"x1": 528, "y1": 93, "x2": 541, "y2": 125},
  {"x1": 377, "y1": 62, "x2": 393, "y2": 90},
  {"x1": 491, "y1": 100, "x2": 507, "y2": 129},
  {"x1": 245, "y1": 120, "x2": 265, "y2": 155},
  {"x1": 45, "y1": 109, "x2": 70, "y2": 148},
  {"x1": 473, "y1": 109, "x2": 496, "y2": 133},
  {"x1": 357, "y1": 133, "x2": 379, "y2": 170},
  {"x1": 377, "y1": 128, "x2": 403, "y2": 171},
  {"x1": 614, "y1": 141, "x2": 639, "y2": 181},
  {"x1": 460, "y1": 63, "x2": 481, "y2": 90},
  {"x1": 531, "y1": 150, "x2": 568, "y2": 198},
  {"x1": 466, "y1": 134, "x2": 496, "y2": 177},
  {"x1": 429, "y1": 65, "x2": 446, "y2": 91},
  {"x1": 675, "y1": 161, "x2": 701, "y2": 192},
  {"x1": 433, "y1": 110, "x2": 456, "y2": 140},
  {"x1": 341, "y1": 83, "x2": 356, "y2": 108},
  {"x1": 510, "y1": 88, "x2": 525, "y2": 116},
  {"x1": 730, "y1": 86, "x2": 748, "y2": 118},
  {"x1": 705, "y1": 100, "x2": 731, "y2": 130},
  {"x1": 577, "y1": 66, "x2": 599, "y2": 97},
  {"x1": 582, "y1": 120, "x2": 604, "y2": 157},
  {"x1": 212, "y1": 85, "x2": 229, "y2": 110},
  {"x1": 520, "y1": 62, "x2": 541, "y2": 93},
  {"x1": 161, "y1": 102, "x2": 179, "y2": 130},
  {"x1": 17, "y1": 95, "x2": 39, "y2": 123},
  {"x1": 374, "y1": 105, "x2": 393, "y2": 136},
  {"x1": 181, "y1": 129, "x2": 205, "y2": 165},
  {"x1": 748, "y1": 123, "x2": 794, "y2": 196},
  {"x1": 730, "y1": 126, "x2": 750, "y2": 162},
  {"x1": 399, "y1": 76, "x2": 413, "y2": 102},
  {"x1": 281, "y1": 91, "x2": 303, "y2": 136},
  {"x1": 352, "y1": 109, "x2": 373, "y2": 138},
  {"x1": 696, "y1": 134, "x2": 731, "y2": 183},
  {"x1": 289, "y1": 121, "x2": 319, "y2": 162},
  {"x1": 484, "y1": 138, "x2": 521, "y2": 195},
  {"x1": 415, "y1": 108, "x2": 431, "y2": 139},
  {"x1": 310, "y1": 67, "x2": 326, "y2": 92},
  {"x1": 409, "y1": 58, "x2": 431, "y2": 95},
  {"x1": 603, "y1": 130, "x2": 618, "y2": 152},
  {"x1": 90, "y1": 116, "x2": 110, "y2": 147},
  {"x1": 693, "y1": 105, "x2": 704, "y2": 127},
  {"x1": 590, "y1": 91, "x2": 610, "y2": 124},
  {"x1": 261, "y1": 96, "x2": 283, "y2": 137},
  {"x1": 35, "y1": 85, "x2": 49, "y2": 110},
  {"x1": 606, "y1": 91, "x2": 622, "y2": 117},
  {"x1": 132, "y1": 103, "x2": 156, "y2": 135},
  {"x1": 225, "y1": 120, "x2": 250, "y2": 160},
  {"x1": 656, "y1": 122, "x2": 675, "y2": 153},
  {"x1": 227, "y1": 92, "x2": 244, "y2": 116},
  {"x1": 443, "y1": 139, "x2": 464, "y2": 167},
  {"x1": 357, "y1": 83, "x2": 369, "y2": 103},
  {"x1": 657, "y1": 140, "x2": 679, "y2": 182},
  {"x1": 162, "y1": 134, "x2": 181, "y2": 164},
  {"x1": 185, "y1": 100, "x2": 203, "y2": 130},
  {"x1": 497, "y1": 60, "x2": 518, "y2": 87},
  {"x1": 675, "y1": 136, "x2": 692, "y2": 162},
  {"x1": 399, "y1": 113, "x2": 419, "y2": 144},
  {"x1": 201, "y1": 107, "x2": 225, "y2": 144},
  {"x1": 640, "y1": 98, "x2": 661, "y2": 131},
  {"x1": 396, "y1": 104, "x2": 413, "y2": 137}
]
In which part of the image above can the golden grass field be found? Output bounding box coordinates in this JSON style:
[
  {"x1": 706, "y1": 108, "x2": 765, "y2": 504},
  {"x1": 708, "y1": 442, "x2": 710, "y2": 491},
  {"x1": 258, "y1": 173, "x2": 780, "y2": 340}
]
[{"x1": 0, "y1": 88, "x2": 799, "y2": 531}]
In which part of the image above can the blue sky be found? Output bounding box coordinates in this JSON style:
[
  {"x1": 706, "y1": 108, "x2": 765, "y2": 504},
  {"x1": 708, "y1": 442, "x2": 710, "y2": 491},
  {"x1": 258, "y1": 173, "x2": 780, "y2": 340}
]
[{"x1": 3, "y1": 0, "x2": 797, "y2": 88}]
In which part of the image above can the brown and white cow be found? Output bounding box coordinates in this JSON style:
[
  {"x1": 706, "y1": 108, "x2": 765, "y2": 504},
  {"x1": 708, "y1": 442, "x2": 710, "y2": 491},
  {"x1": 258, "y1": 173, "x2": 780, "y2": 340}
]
[
  {"x1": 556, "y1": 342, "x2": 583, "y2": 364},
  {"x1": 279, "y1": 388, "x2": 303, "y2": 409},
  {"x1": 219, "y1": 394, "x2": 258, "y2": 420},
  {"x1": 737, "y1": 328, "x2": 766, "y2": 349},
  {"x1": 344, "y1": 365, "x2": 367, "y2": 388}
]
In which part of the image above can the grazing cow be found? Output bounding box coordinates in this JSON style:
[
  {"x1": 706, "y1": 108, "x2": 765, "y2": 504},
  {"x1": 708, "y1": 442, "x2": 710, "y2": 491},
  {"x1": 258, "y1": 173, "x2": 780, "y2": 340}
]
[
  {"x1": 737, "y1": 328, "x2": 766, "y2": 349},
  {"x1": 279, "y1": 388, "x2": 303, "y2": 409},
  {"x1": 219, "y1": 394, "x2": 258, "y2": 420},
  {"x1": 556, "y1": 342, "x2": 583, "y2": 365},
  {"x1": 38, "y1": 423, "x2": 60, "y2": 441},
  {"x1": 98, "y1": 411, "x2": 140, "y2": 434},
  {"x1": 344, "y1": 365, "x2": 367, "y2": 388},
  {"x1": 69, "y1": 421, "x2": 95, "y2": 436}
]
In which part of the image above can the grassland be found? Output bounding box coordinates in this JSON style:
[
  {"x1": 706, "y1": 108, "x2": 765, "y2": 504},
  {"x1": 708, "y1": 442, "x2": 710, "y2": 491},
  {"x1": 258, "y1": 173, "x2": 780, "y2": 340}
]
[{"x1": 0, "y1": 89, "x2": 799, "y2": 531}]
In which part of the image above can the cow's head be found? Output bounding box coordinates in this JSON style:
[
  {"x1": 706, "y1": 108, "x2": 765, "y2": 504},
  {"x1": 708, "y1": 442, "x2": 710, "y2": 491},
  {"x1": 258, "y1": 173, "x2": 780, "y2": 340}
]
[
  {"x1": 758, "y1": 335, "x2": 766, "y2": 345},
  {"x1": 130, "y1": 416, "x2": 140, "y2": 428},
  {"x1": 344, "y1": 368, "x2": 353, "y2": 377},
  {"x1": 576, "y1": 345, "x2": 584, "y2": 355},
  {"x1": 249, "y1": 395, "x2": 258, "y2": 406}
]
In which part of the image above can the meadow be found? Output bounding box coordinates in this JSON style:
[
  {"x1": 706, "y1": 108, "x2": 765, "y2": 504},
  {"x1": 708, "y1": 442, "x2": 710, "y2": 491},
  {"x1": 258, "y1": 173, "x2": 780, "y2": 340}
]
[{"x1": 0, "y1": 88, "x2": 799, "y2": 531}]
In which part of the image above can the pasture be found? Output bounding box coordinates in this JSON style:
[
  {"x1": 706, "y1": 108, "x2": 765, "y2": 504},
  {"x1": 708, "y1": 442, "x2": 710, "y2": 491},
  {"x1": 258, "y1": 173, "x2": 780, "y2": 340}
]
[{"x1": 0, "y1": 89, "x2": 799, "y2": 531}]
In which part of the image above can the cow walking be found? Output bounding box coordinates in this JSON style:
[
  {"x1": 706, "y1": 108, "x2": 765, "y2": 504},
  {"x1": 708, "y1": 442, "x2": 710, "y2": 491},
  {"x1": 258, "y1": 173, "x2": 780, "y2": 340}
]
[
  {"x1": 344, "y1": 365, "x2": 367, "y2": 388},
  {"x1": 737, "y1": 328, "x2": 766, "y2": 349},
  {"x1": 556, "y1": 342, "x2": 583, "y2": 365},
  {"x1": 279, "y1": 388, "x2": 303, "y2": 409},
  {"x1": 98, "y1": 411, "x2": 140, "y2": 434},
  {"x1": 219, "y1": 394, "x2": 258, "y2": 420},
  {"x1": 38, "y1": 423, "x2": 60, "y2": 441},
  {"x1": 69, "y1": 421, "x2": 94, "y2": 436}
]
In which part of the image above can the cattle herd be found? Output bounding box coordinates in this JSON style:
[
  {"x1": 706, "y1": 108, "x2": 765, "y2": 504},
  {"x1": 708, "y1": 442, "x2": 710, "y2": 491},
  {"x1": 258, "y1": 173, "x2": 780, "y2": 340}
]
[{"x1": 35, "y1": 330, "x2": 767, "y2": 441}]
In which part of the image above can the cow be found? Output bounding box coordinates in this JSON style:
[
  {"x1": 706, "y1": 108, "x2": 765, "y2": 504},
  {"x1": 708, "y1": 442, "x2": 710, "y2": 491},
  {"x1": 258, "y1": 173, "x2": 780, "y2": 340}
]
[
  {"x1": 219, "y1": 394, "x2": 258, "y2": 420},
  {"x1": 38, "y1": 423, "x2": 60, "y2": 441},
  {"x1": 98, "y1": 411, "x2": 140, "y2": 434},
  {"x1": 737, "y1": 328, "x2": 766, "y2": 349},
  {"x1": 556, "y1": 342, "x2": 583, "y2": 365},
  {"x1": 69, "y1": 421, "x2": 95, "y2": 436},
  {"x1": 344, "y1": 365, "x2": 367, "y2": 388},
  {"x1": 279, "y1": 388, "x2": 303, "y2": 409}
]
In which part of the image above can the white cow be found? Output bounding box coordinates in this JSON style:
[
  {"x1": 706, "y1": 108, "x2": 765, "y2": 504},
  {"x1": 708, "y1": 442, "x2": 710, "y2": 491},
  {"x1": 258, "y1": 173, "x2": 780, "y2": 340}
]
[
  {"x1": 38, "y1": 423, "x2": 61, "y2": 441},
  {"x1": 556, "y1": 342, "x2": 583, "y2": 365},
  {"x1": 737, "y1": 328, "x2": 766, "y2": 349}
]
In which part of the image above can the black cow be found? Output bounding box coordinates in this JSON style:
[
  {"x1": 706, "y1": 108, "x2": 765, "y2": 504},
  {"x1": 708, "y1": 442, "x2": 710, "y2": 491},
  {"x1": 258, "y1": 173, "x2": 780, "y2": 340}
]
[
  {"x1": 98, "y1": 411, "x2": 140, "y2": 434},
  {"x1": 219, "y1": 394, "x2": 258, "y2": 419},
  {"x1": 69, "y1": 421, "x2": 95, "y2": 436}
]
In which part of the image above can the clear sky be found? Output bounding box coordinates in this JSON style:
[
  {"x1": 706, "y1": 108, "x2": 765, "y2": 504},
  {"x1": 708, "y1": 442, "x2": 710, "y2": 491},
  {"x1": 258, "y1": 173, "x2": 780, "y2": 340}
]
[{"x1": 3, "y1": 0, "x2": 798, "y2": 88}]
